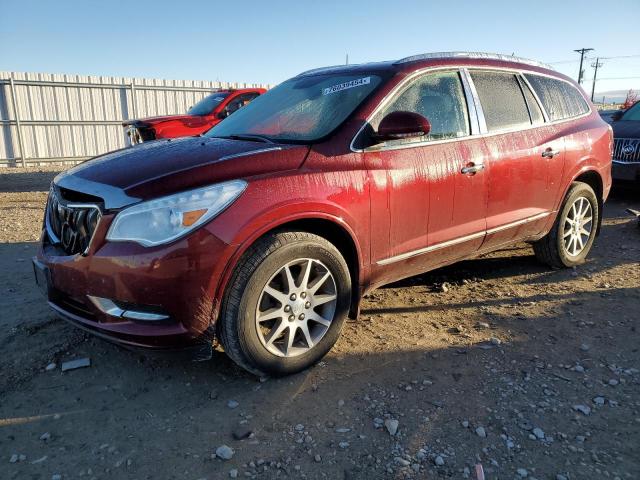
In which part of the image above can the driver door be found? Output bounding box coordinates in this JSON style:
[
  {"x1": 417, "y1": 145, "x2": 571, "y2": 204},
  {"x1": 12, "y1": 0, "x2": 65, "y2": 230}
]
[{"x1": 363, "y1": 70, "x2": 488, "y2": 285}]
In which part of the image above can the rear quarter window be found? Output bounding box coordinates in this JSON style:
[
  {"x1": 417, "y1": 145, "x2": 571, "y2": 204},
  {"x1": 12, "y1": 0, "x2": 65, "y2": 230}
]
[{"x1": 524, "y1": 74, "x2": 590, "y2": 121}]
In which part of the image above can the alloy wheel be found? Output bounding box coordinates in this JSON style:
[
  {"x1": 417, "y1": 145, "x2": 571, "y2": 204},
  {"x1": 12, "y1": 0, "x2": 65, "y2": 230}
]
[
  {"x1": 255, "y1": 258, "x2": 337, "y2": 357},
  {"x1": 562, "y1": 196, "x2": 593, "y2": 257}
]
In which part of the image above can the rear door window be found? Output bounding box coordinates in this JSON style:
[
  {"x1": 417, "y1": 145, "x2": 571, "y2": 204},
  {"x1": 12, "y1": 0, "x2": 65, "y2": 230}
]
[
  {"x1": 470, "y1": 71, "x2": 531, "y2": 132},
  {"x1": 372, "y1": 70, "x2": 470, "y2": 144},
  {"x1": 524, "y1": 74, "x2": 590, "y2": 121}
]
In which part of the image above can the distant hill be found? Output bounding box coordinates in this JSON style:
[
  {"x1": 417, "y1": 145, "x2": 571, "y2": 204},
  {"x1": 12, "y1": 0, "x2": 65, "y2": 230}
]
[{"x1": 594, "y1": 90, "x2": 636, "y2": 104}]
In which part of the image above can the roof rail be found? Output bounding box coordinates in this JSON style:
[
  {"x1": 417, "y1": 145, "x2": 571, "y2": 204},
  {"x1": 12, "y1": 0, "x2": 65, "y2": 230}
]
[{"x1": 394, "y1": 51, "x2": 553, "y2": 70}]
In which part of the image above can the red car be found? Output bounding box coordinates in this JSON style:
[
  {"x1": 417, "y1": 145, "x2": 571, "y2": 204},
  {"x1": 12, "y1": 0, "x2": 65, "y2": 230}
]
[
  {"x1": 35, "y1": 52, "x2": 612, "y2": 376},
  {"x1": 122, "y1": 88, "x2": 266, "y2": 144}
]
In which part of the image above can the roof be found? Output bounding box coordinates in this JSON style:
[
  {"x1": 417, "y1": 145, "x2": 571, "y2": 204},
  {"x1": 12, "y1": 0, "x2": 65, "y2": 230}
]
[{"x1": 296, "y1": 51, "x2": 553, "y2": 77}]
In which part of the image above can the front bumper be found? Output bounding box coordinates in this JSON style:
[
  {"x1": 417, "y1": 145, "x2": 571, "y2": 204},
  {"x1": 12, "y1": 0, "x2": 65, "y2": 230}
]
[
  {"x1": 612, "y1": 161, "x2": 640, "y2": 182},
  {"x1": 35, "y1": 222, "x2": 236, "y2": 350}
]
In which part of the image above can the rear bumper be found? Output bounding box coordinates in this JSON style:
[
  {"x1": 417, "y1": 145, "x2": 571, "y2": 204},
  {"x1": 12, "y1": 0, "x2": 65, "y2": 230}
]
[{"x1": 612, "y1": 161, "x2": 640, "y2": 182}]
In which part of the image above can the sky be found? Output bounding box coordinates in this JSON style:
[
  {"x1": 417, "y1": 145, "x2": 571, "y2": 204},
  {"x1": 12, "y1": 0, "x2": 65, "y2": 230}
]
[{"x1": 1, "y1": 0, "x2": 639, "y2": 101}]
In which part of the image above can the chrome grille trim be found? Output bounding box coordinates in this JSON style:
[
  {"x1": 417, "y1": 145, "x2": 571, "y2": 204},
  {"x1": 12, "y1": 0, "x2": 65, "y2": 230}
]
[
  {"x1": 45, "y1": 189, "x2": 102, "y2": 256},
  {"x1": 612, "y1": 138, "x2": 640, "y2": 164}
]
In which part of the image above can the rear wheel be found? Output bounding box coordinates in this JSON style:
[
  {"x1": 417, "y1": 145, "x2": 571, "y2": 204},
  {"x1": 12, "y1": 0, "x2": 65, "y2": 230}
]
[
  {"x1": 218, "y1": 231, "x2": 351, "y2": 376},
  {"x1": 533, "y1": 182, "x2": 599, "y2": 268}
]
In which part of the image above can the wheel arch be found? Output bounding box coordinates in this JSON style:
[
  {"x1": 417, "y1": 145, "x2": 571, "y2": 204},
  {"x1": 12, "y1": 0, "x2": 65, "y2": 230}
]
[
  {"x1": 573, "y1": 169, "x2": 604, "y2": 235},
  {"x1": 216, "y1": 214, "x2": 364, "y2": 322}
]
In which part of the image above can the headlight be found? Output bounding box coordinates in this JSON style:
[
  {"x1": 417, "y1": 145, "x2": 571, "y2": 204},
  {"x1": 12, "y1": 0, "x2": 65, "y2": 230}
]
[{"x1": 106, "y1": 180, "x2": 247, "y2": 246}]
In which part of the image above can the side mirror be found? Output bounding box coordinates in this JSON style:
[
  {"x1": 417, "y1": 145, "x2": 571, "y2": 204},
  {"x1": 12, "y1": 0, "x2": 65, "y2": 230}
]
[
  {"x1": 217, "y1": 110, "x2": 228, "y2": 120},
  {"x1": 373, "y1": 111, "x2": 431, "y2": 143}
]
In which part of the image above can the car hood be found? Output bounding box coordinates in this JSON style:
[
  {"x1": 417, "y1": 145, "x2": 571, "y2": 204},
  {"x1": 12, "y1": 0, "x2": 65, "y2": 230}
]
[
  {"x1": 611, "y1": 120, "x2": 640, "y2": 139},
  {"x1": 54, "y1": 137, "x2": 309, "y2": 210},
  {"x1": 122, "y1": 114, "x2": 200, "y2": 127}
]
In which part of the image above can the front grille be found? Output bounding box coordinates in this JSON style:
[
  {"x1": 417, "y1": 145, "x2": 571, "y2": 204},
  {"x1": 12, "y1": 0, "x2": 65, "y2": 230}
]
[
  {"x1": 613, "y1": 138, "x2": 640, "y2": 163},
  {"x1": 46, "y1": 189, "x2": 101, "y2": 255}
]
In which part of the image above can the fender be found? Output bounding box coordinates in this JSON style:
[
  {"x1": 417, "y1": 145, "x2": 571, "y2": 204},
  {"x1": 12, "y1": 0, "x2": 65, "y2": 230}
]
[{"x1": 540, "y1": 161, "x2": 605, "y2": 236}]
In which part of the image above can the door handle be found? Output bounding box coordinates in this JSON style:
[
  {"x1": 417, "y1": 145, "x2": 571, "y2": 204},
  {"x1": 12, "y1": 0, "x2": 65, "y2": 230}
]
[
  {"x1": 541, "y1": 148, "x2": 560, "y2": 158},
  {"x1": 461, "y1": 162, "x2": 485, "y2": 175}
]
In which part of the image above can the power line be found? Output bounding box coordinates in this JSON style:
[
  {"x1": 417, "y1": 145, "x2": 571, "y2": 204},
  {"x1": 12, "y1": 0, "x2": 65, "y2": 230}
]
[
  {"x1": 600, "y1": 54, "x2": 640, "y2": 60},
  {"x1": 591, "y1": 76, "x2": 640, "y2": 80},
  {"x1": 548, "y1": 53, "x2": 640, "y2": 65}
]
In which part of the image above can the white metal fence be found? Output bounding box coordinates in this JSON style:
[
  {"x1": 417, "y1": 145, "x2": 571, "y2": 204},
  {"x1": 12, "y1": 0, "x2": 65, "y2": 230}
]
[{"x1": 0, "y1": 71, "x2": 270, "y2": 167}]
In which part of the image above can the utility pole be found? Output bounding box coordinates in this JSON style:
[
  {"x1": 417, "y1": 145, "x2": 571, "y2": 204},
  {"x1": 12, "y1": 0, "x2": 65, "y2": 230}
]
[
  {"x1": 345, "y1": 54, "x2": 349, "y2": 65},
  {"x1": 574, "y1": 48, "x2": 594, "y2": 84},
  {"x1": 590, "y1": 58, "x2": 604, "y2": 102}
]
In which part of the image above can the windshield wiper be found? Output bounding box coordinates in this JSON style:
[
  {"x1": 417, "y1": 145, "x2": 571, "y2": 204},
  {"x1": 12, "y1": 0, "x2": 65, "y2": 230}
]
[{"x1": 219, "y1": 134, "x2": 274, "y2": 144}]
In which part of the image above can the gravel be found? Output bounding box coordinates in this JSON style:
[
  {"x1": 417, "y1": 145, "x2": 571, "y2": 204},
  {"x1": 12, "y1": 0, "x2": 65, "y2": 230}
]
[
  {"x1": 1, "y1": 169, "x2": 639, "y2": 480},
  {"x1": 384, "y1": 419, "x2": 399, "y2": 436},
  {"x1": 573, "y1": 404, "x2": 592, "y2": 415},
  {"x1": 215, "y1": 445, "x2": 234, "y2": 460}
]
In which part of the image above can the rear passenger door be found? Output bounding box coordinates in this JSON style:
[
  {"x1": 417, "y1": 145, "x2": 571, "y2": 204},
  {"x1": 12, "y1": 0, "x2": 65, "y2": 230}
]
[{"x1": 469, "y1": 70, "x2": 564, "y2": 249}]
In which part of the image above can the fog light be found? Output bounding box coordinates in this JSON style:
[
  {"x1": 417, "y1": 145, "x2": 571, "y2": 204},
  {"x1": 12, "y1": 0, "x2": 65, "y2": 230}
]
[{"x1": 88, "y1": 296, "x2": 170, "y2": 322}]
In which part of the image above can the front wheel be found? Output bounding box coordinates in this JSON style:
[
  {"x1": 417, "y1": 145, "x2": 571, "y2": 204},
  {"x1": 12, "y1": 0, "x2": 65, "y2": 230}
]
[
  {"x1": 533, "y1": 181, "x2": 599, "y2": 268},
  {"x1": 218, "y1": 231, "x2": 351, "y2": 376}
]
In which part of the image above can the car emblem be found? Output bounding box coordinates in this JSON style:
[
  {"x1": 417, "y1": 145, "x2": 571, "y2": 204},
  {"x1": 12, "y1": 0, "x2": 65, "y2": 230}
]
[
  {"x1": 622, "y1": 144, "x2": 636, "y2": 155},
  {"x1": 60, "y1": 221, "x2": 79, "y2": 252}
]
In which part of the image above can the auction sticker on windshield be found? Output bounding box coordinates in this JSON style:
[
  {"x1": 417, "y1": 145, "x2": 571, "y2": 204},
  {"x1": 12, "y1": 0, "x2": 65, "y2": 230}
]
[{"x1": 323, "y1": 77, "x2": 371, "y2": 96}]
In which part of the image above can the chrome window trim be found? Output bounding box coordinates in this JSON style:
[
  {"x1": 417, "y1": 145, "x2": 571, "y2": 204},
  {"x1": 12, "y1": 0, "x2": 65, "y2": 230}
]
[
  {"x1": 376, "y1": 211, "x2": 551, "y2": 266},
  {"x1": 350, "y1": 64, "x2": 592, "y2": 154},
  {"x1": 519, "y1": 73, "x2": 551, "y2": 123},
  {"x1": 459, "y1": 69, "x2": 481, "y2": 135},
  {"x1": 461, "y1": 68, "x2": 488, "y2": 134}
]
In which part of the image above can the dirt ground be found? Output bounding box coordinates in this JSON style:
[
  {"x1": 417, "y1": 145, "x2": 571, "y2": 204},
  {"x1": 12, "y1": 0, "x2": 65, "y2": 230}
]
[{"x1": 1, "y1": 166, "x2": 639, "y2": 480}]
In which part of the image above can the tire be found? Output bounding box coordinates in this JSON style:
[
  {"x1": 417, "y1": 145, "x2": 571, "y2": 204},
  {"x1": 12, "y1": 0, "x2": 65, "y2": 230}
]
[
  {"x1": 533, "y1": 182, "x2": 599, "y2": 268},
  {"x1": 218, "y1": 231, "x2": 351, "y2": 376}
]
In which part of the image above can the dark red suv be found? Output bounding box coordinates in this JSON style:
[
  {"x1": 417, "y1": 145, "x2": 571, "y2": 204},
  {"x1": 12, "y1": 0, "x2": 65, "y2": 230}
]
[
  {"x1": 122, "y1": 88, "x2": 266, "y2": 144},
  {"x1": 34, "y1": 52, "x2": 612, "y2": 376}
]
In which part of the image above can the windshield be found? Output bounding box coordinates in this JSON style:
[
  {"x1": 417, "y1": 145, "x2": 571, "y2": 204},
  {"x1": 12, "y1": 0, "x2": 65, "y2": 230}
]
[
  {"x1": 205, "y1": 73, "x2": 386, "y2": 143},
  {"x1": 188, "y1": 92, "x2": 230, "y2": 116},
  {"x1": 621, "y1": 102, "x2": 640, "y2": 121}
]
